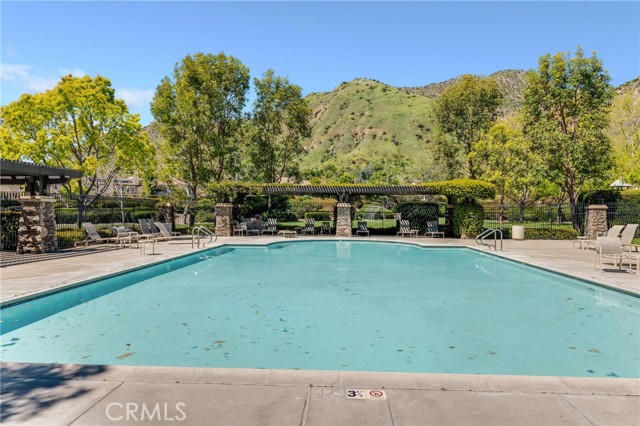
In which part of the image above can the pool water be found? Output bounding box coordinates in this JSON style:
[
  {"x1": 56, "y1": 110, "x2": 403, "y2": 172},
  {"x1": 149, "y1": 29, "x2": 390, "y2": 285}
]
[{"x1": 1, "y1": 242, "x2": 639, "y2": 377}]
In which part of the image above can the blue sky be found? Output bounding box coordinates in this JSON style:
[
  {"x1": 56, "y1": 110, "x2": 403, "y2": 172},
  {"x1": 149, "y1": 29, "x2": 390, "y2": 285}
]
[{"x1": 2, "y1": 1, "x2": 639, "y2": 125}]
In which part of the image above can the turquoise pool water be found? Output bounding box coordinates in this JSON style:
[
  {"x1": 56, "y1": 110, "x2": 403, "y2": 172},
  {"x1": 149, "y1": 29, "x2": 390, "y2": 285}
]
[{"x1": 1, "y1": 241, "x2": 638, "y2": 377}]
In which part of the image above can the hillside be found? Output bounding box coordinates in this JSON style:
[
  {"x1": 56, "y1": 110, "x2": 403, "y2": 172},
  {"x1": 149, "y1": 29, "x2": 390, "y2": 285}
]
[
  {"x1": 403, "y1": 69, "x2": 527, "y2": 114},
  {"x1": 301, "y1": 78, "x2": 440, "y2": 183}
]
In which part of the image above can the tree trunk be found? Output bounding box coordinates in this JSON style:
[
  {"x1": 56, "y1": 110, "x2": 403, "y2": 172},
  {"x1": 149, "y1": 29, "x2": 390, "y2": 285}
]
[{"x1": 518, "y1": 201, "x2": 525, "y2": 223}]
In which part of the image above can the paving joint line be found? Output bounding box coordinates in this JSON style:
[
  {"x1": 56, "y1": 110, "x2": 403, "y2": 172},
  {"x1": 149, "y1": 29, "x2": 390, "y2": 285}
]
[
  {"x1": 558, "y1": 393, "x2": 598, "y2": 426},
  {"x1": 67, "y1": 380, "x2": 125, "y2": 426},
  {"x1": 300, "y1": 385, "x2": 312, "y2": 426}
]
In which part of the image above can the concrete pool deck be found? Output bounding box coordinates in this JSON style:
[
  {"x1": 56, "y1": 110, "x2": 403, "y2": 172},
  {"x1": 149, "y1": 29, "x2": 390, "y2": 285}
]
[{"x1": 1, "y1": 237, "x2": 639, "y2": 425}]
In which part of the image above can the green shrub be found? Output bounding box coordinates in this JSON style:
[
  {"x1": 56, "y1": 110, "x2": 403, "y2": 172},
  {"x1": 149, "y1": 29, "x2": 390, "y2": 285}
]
[
  {"x1": 396, "y1": 202, "x2": 440, "y2": 233},
  {"x1": 579, "y1": 190, "x2": 621, "y2": 204},
  {"x1": 305, "y1": 211, "x2": 331, "y2": 221},
  {"x1": 272, "y1": 212, "x2": 299, "y2": 222},
  {"x1": 452, "y1": 200, "x2": 485, "y2": 238},
  {"x1": 56, "y1": 228, "x2": 87, "y2": 248},
  {"x1": 620, "y1": 190, "x2": 640, "y2": 203},
  {"x1": 524, "y1": 228, "x2": 578, "y2": 240},
  {"x1": 1, "y1": 210, "x2": 20, "y2": 250}
]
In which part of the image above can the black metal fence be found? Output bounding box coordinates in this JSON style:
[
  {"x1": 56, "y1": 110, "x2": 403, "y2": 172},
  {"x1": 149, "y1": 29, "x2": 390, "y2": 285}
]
[{"x1": 482, "y1": 201, "x2": 640, "y2": 236}]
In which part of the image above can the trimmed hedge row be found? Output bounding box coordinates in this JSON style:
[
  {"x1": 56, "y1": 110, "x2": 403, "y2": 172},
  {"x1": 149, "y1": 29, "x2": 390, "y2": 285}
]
[
  {"x1": 524, "y1": 228, "x2": 578, "y2": 240},
  {"x1": 452, "y1": 201, "x2": 485, "y2": 238}
]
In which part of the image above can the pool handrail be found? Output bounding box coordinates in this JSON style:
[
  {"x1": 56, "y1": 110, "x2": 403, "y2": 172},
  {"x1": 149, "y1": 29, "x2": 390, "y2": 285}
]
[
  {"x1": 476, "y1": 228, "x2": 503, "y2": 252},
  {"x1": 192, "y1": 226, "x2": 217, "y2": 248}
]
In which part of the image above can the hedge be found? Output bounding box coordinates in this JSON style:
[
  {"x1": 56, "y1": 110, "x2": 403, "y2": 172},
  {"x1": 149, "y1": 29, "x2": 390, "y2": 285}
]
[
  {"x1": 452, "y1": 200, "x2": 485, "y2": 238},
  {"x1": 305, "y1": 211, "x2": 332, "y2": 221},
  {"x1": 1, "y1": 210, "x2": 20, "y2": 250},
  {"x1": 524, "y1": 228, "x2": 578, "y2": 240},
  {"x1": 396, "y1": 201, "x2": 439, "y2": 234}
]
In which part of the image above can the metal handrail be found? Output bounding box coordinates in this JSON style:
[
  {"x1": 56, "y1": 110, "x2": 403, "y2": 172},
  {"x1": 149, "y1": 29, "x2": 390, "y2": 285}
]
[
  {"x1": 476, "y1": 228, "x2": 503, "y2": 252},
  {"x1": 192, "y1": 226, "x2": 217, "y2": 249}
]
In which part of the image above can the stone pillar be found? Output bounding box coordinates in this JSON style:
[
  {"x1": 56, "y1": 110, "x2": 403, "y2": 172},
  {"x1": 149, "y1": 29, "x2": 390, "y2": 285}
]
[
  {"x1": 215, "y1": 203, "x2": 235, "y2": 237},
  {"x1": 585, "y1": 204, "x2": 608, "y2": 239},
  {"x1": 17, "y1": 196, "x2": 58, "y2": 253},
  {"x1": 336, "y1": 203, "x2": 352, "y2": 238}
]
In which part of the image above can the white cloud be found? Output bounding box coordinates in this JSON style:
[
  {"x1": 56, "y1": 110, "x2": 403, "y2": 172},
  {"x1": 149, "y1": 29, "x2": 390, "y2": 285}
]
[
  {"x1": 59, "y1": 67, "x2": 87, "y2": 77},
  {"x1": 0, "y1": 63, "x2": 87, "y2": 94},
  {"x1": 1, "y1": 63, "x2": 31, "y2": 81},
  {"x1": 116, "y1": 88, "x2": 154, "y2": 108}
]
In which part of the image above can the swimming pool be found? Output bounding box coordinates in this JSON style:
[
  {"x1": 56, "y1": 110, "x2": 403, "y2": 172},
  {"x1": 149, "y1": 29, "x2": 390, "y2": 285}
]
[{"x1": 1, "y1": 241, "x2": 638, "y2": 377}]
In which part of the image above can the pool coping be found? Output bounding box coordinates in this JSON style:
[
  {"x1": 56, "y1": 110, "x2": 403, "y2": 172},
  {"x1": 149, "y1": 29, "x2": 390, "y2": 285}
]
[
  {"x1": 2, "y1": 237, "x2": 637, "y2": 309},
  {"x1": 2, "y1": 361, "x2": 638, "y2": 396}
]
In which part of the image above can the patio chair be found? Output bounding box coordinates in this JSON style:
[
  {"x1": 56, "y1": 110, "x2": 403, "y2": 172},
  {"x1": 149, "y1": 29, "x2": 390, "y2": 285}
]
[
  {"x1": 397, "y1": 220, "x2": 418, "y2": 238},
  {"x1": 262, "y1": 218, "x2": 278, "y2": 235},
  {"x1": 75, "y1": 222, "x2": 119, "y2": 247},
  {"x1": 595, "y1": 236, "x2": 634, "y2": 271},
  {"x1": 301, "y1": 218, "x2": 315, "y2": 235},
  {"x1": 620, "y1": 224, "x2": 639, "y2": 252},
  {"x1": 233, "y1": 222, "x2": 247, "y2": 236},
  {"x1": 583, "y1": 224, "x2": 625, "y2": 250},
  {"x1": 320, "y1": 221, "x2": 331, "y2": 235},
  {"x1": 246, "y1": 220, "x2": 262, "y2": 236},
  {"x1": 138, "y1": 218, "x2": 160, "y2": 237},
  {"x1": 356, "y1": 221, "x2": 369, "y2": 237},
  {"x1": 424, "y1": 220, "x2": 445, "y2": 238}
]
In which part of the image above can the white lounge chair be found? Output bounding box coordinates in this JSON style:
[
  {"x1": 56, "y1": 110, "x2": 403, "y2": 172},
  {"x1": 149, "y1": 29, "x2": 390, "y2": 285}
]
[
  {"x1": 583, "y1": 224, "x2": 625, "y2": 250},
  {"x1": 397, "y1": 220, "x2": 418, "y2": 238},
  {"x1": 620, "y1": 224, "x2": 639, "y2": 252},
  {"x1": 594, "y1": 236, "x2": 633, "y2": 271}
]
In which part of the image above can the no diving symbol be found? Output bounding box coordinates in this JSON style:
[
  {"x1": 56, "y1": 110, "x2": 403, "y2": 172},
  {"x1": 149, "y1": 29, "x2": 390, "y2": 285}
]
[{"x1": 346, "y1": 389, "x2": 387, "y2": 400}]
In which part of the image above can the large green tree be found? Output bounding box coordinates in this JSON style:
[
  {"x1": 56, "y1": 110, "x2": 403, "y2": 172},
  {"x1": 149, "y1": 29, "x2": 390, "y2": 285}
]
[
  {"x1": 522, "y1": 47, "x2": 614, "y2": 230},
  {"x1": 472, "y1": 116, "x2": 540, "y2": 228},
  {"x1": 0, "y1": 75, "x2": 153, "y2": 226},
  {"x1": 248, "y1": 70, "x2": 311, "y2": 183},
  {"x1": 151, "y1": 52, "x2": 250, "y2": 208},
  {"x1": 609, "y1": 88, "x2": 640, "y2": 184},
  {"x1": 434, "y1": 75, "x2": 503, "y2": 178}
]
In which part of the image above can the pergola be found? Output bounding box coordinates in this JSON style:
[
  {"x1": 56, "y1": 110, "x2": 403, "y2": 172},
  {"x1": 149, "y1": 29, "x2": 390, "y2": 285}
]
[
  {"x1": 0, "y1": 158, "x2": 83, "y2": 195},
  {"x1": 1, "y1": 159, "x2": 83, "y2": 253},
  {"x1": 262, "y1": 184, "x2": 441, "y2": 202}
]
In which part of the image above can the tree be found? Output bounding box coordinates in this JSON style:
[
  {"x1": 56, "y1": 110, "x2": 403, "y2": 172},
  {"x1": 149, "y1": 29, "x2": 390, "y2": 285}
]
[
  {"x1": 0, "y1": 75, "x2": 153, "y2": 226},
  {"x1": 472, "y1": 116, "x2": 540, "y2": 228},
  {"x1": 609, "y1": 89, "x2": 640, "y2": 184},
  {"x1": 434, "y1": 75, "x2": 503, "y2": 178},
  {"x1": 151, "y1": 52, "x2": 250, "y2": 219},
  {"x1": 248, "y1": 70, "x2": 311, "y2": 183},
  {"x1": 522, "y1": 47, "x2": 614, "y2": 231}
]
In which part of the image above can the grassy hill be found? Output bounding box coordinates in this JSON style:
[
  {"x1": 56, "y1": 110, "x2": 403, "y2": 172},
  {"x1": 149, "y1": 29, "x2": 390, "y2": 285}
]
[{"x1": 301, "y1": 78, "x2": 440, "y2": 183}]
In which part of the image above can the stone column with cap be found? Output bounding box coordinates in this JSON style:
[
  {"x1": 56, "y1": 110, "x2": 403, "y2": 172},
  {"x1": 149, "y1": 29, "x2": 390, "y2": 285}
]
[
  {"x1": 215, "y1": 203, "x2": 235, "y2": 237},
  {"x1": 336, "y1": 203, "x2": 353, "y2": 237},
  {"x1": 585, "y1": 204, "x2": 608, "y2": 239},
  {"x1": 17, "y1": 196, "x2": 58, "y2": 253}
]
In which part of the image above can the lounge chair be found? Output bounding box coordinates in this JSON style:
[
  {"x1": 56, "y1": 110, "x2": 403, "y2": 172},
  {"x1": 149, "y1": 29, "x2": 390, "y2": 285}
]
[
  {"x1": 75, "y1": 222, "x2": 119, "y2": 247},
  {"x1": 595, "y1": 236, "x2": 635, "y2": 271},
  {"x1": 154, "y1": 222, "x2": 182, "y2": 240},
  {"x1": 397, "y1": 220, "x2": 418, "y2": 238},
  {"x1": 356, "y1": 221, "x2": 369, "y2": 237},
  {"x1": 424, "y1": 220, "x2": 445, "y2": 238},
  {"x1": 301, "y1": 218, "x2": 315, "y2": 235},
  {"x1": 246, "y1": 220, "x2": 262, "y2": 236},
  {"x1": 583, "y1": 224, "x2": 625, "y2": 250},
  {"x1": 620, "y1": 224, "x2": 639, "y2": 252},
  {"x1": 320, "y1": 221, "x2": 331, "y2": 235},
  {"x1": 262, "y1": 218, "x2": 278, "y2": 235},
  {"x1": 138, "y1": 218, "x2": 160, "y2": 237}
]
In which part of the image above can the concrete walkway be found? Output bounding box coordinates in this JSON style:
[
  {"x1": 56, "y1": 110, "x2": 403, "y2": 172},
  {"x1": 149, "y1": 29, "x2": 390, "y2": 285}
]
[{"x1": 1, "y1": 236, "x2": 639, "y2": 425}]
